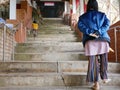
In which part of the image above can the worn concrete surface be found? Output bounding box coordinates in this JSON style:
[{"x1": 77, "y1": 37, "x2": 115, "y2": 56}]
[
  {"x1": 0, "y1": 18, "x2": 119, "y2": 87},
  {"x1": 0, "y1": 86, "x2": 120, "y2": 90},
  {"x1": 14, "y1": 18, "x2": 84, "y2": 61}
]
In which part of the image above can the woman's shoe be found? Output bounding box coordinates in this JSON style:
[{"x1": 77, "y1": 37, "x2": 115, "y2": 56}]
[
  {"x1": 92, "y1": 84, "x2": 100, "y2": 90},
  {"x1": 103, "y1": 79, "x2": 111, "y2": 83}
]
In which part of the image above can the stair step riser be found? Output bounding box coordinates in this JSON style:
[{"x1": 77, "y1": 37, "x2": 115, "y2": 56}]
[
  {"x1": 15, "y1": 43, "x2": 84, "y2": 53},
  {"x1": 16, "y1": 42, "x2": 83, "y2": 47},
  {"x1": 0, "y1": 74, "x2": 119, "y2": 87},
  {"x1": 27, "y1": 39, "x2": 77, "y2": 42},
  {"x1": 27, "y1": 34, "x2": 76, "y2": 39},
  {"x1": 14, "y1": 53, "x2": 86, "y2": 61},
  {"x1": 0, "y1": 62, "x2": 119, "y2": 73},
  {"x1": 37, "y1": 31, "x2": 74, "y2": 34},
  {"x1": 15, "y1": 47, "x2": 84, "y2": 53}
]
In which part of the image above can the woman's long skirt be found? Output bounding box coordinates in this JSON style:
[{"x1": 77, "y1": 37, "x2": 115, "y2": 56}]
[{"x1": 85, "y1": 40, "x2": 109, "y2": 83}]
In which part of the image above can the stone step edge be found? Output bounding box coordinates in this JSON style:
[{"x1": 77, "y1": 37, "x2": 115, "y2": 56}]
[
  {"x1": 16, "y1": 41, "x2": 81, "y2": 44},
  {"x1": 0, "y1": 72, "x2": 119, "y2": 77},
  {"x1": 0, "y1": 86, "x2": 120, "y2": 89},
  {"x1": 0, "y1": 61, "x2": 119, "y2": 68},
  {"x1": 0, "y1": 61, "x2": 87, "y2": 63},
  {"x1": 14, "y1": 52, "x2": 85, "y2": 54},
  {"x1": 16, "y1": 41, "x2": 82, "y2": 45},
  {"x1": 0, "y1": 60, "x2": 119, "y2": 64},
  {"x1": 43, "y1": 18, "x2": 63, "y2": 20},
  {"x1": 0, "y1": 61, "x2": 119, "y2": 74}
]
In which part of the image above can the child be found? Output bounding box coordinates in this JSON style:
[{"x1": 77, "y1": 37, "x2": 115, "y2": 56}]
[{"x1": 32, "y1": 21, "x2": 38, "y2": 38}]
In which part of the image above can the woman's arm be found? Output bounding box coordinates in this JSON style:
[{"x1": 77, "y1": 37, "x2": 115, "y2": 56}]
[
  {"x1": 98, "y1": 15, "x2": 110, "y2": 35},
  {"x1": 78, "y1": 17, "x2": 93, "y2": 35}
]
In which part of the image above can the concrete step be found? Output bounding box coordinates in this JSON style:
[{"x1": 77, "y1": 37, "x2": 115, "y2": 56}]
[
  {"x1": 0, "y1": 61, "x2": 119, "y2": 87},
  {"x1": 27, "y1": 34, "x2": 77, "y2": 42},
  {"x1": 0, "y1": 72, "x2": 119, "y2": 87},
  {"x1": 14, "y1": 52, "x2": 86, "y2": 61},
  {"x1": 28, "y1": 34, "x2": 75, "y2": 38},
  {"x1": 39, "y1": 26, "x2": 71, "y2": 31},
  {"x1": 37, "y1": 30, "x2": 74, "y2": 34},
  {"x1": 27, "y1": 38, "x2": 77, "y2": 42},
  {"x1": 16, "y1": 42, "x2": 83, "y2": 47},
  {"x1": 0, "y1": 86, "x2": 120, "y2": 90},
  {"x1": 15, "y1": 42, "x2": 84, "y2": 53},
  {"x1": 0, "y1": 61, "x2": 119, "y2": 74},
  {"x1": 40, "y1": 18, "x2": 68, "y2": 28}
]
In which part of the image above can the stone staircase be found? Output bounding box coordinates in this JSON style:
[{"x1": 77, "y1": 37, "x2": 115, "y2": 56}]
[{"x1": 0, "y1": 18, "x2": 120, "y2": 87}]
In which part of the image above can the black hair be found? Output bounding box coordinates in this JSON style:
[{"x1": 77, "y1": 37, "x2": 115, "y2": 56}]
[
  {"x1": 33, "y1": 20, "x2": 36, "y2": 23},
  {"x1": 87, "y1": 0, "x2": 98, "y2": 12}
]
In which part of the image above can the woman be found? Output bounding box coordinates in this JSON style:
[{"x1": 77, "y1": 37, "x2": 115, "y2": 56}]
[{"x1": 78, "y1": 0, "x2": 111, "y2": 89}]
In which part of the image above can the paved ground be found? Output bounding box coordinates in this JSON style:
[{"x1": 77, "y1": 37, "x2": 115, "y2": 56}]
[{"x1": 0, "y1": 86, "x2": 120, "y2": 90}]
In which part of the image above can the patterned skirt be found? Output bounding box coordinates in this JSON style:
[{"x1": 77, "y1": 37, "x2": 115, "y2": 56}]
[{"x1": 85, "y1": 40, "x2": 109, "y2": 56}]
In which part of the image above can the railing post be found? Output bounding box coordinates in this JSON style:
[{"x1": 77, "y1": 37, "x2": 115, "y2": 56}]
[
  {"x1": 12, "y1": 31, "x2": 14, "y2": 61},
  {"x1": 114, "y1": 28, "x2": 118, "y2": 62},
  {"x1": 12, "y1": 28, "x2": 17, "y2": 61},
  {"x1": 3, "y1": 25, "x2": 6, "y2": 62}
]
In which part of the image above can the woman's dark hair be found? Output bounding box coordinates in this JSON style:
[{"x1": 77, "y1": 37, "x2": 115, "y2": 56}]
[{"x1": 87, "y1": 0, "x2": 98, "y2": 12}]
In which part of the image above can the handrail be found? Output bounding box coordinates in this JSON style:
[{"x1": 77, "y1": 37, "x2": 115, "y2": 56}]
[
  {"x1": 109, "y1": 25, "x2": 120, "y2": 30},
  {"x1": 109, "y1": 25, "x2": 120, "y2": 62},
  {"x1": 0, "y1": 22, "x2": 20, "y2": 31},
  {"x1": 0, "y1": 22, "x2": 21, "y2": 62}
]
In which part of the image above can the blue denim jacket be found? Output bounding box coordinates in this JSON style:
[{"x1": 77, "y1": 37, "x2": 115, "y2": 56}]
[{"x1": 78, "y1": 10, "x2": 110, "y2": 46}]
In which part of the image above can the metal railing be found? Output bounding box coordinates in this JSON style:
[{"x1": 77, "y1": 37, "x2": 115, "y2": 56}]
[
  {"x1": 109, "y1": 26, "x2": 120, "y2": 62},
  {"x1": 0, "y1": 23, "x2": 19, "y2": 62}
]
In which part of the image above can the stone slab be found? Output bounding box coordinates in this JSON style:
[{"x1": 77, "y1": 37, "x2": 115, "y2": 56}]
[
  {"x1": 0, "y1": 73, "x2": 120, "y2": 87},
  {"x1": 0, "y1": 61, "x2": 119, "y2": 73},
  {"x1": 1, "y1": 86, "x2": 120, "y2": 90}
]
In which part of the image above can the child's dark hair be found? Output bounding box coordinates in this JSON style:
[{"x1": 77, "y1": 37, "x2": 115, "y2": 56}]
[
  {"x1": 87, "y1": 0, "x2": 98, "y2": 12},
  {"x1": 33, "y1": 20, "x2": 36, "y2": 23}
]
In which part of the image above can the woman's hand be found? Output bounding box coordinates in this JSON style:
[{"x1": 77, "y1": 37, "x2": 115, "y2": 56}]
[
  {"x1": 89, "y1": 33, "x2": 99, "y2": 38},
  {"x1": 109, "y1": 47, "x2": 114, "y2": 53}
]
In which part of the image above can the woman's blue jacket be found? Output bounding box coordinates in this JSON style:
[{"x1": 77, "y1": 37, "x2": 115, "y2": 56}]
[{"x1": 78, "y1": 10, "x2": 110, "y2": 46}]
